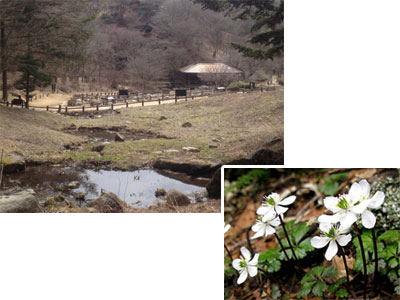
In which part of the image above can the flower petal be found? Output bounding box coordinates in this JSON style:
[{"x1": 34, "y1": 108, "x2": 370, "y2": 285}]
[
  {"x1": 318, "y1": 213, "x2": 341, "y2": 224},
  {"x1": 261, "y1": 209, "x2": 276, "y2": 222},
  {"x1": 251, "y1": 227, "x2": 266, "y2": 240},
  {"x1": 337, "y1": 234, "x2": 352, "y2": 246},
  {"x1": 351, "y1": 200, "x2": 369, "y2": 214},
  {"x1": 249, "y1": 253, "x2": 259, "y2": 266},
  {"x1": 325, "y1": 240, "x2": 338, "y2": 261},
  {"x1": 279, "y1": 195, "x2": 296, "y2": 206},
  {"x1": 224, "y1": 224, "x2": 231, "y2": 234},
  {"x1": 264, "y1": 225, "x2": 276, "y2": 236},
  {"x1": 359, "y1": 180, "x2": 371, "y2": 197},
  {"x1": 252, "y1": 222, "x2": 263, "y2": 232},
  {"x1": 340, "y1": 212, "x2": 358, "y2": 228},
  {"x1": 275, "y1": 205, "x2": 288, "y2": 215},
  {"x1": 240, "y1": 247, "x2": 251, "y2": 260},
  {"x1": 256, "y1": 206, "x2": 271, "y2": 216},
  {"x1": 349, "y1": 182, "x2": 362, "y2": 198},
  {"x1": 311, "y1": 236, "x2": 330, "y2": 249},
  {"x1": 361, "y1": 210, "x2": 376, "y2": 229},
  {"x1": 338, "y1": 223, "x2": 351, "y2": 234},
  {"x1": 248, "y1": 265, "x2": 258, "y2": 277},
  {"x1": 368, "y1": 191, "x2": 385, "y2": 209},
  {"x1": 232, "y1": 258, "x2": 241, "y2": 271},
  {"x1": 319, "y1": 222, "x2": 332, "y2": 234},
  {"x1": 323, "y1": 196, "x2": 341, "y2": 213},
  {"x1": 269, "y1": 217, "x2": 281, "y2": 227},
  {"x1": 237, "y1": 269, "x2": 248, "y2": 285}
]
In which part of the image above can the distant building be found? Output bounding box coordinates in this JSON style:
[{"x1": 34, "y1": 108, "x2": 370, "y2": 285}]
[{"x1": 178, "y1": 63, "x2": 243, "y2": 87}]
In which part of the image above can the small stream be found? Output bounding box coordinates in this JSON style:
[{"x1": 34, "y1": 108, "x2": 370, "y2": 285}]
[{"x1": 1, "y1": 166, "x2": 206, "y2": 208}]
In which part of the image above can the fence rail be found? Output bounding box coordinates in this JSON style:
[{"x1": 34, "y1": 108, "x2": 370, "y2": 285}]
[{"x1": 0, "y1": 87, "x2": 274, "y2": 114}]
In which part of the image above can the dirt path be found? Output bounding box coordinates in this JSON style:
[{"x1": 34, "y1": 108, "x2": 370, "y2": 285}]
[{"x1": 31, "y1": 93, "x2": 71, "y2": 106}]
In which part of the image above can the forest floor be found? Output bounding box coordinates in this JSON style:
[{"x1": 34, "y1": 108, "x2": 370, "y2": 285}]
[{"x1": 0, "y1": 88, "x2": 283, "y2": 168}]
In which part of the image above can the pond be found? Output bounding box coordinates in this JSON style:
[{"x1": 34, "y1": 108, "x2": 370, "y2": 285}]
[{"x1": 1, "y1": 166, "x2": 206, "y2": 208}]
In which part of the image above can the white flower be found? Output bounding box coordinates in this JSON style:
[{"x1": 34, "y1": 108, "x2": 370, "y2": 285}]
[
  {"x1": 224, "y1": 223, "x2": 231, "y2": 234},
  {"x1": 311, "y1": 223, "x2": 352, "y2": 261},
  {"x1": 251, "y1": 211, "x2": 281, "y2": 239},
  {"x1": 318, "y1": 180, "x2": 385, "y2": 228},
  {"x1": 256, "y1": 192, "x2": 296, "y2": 216},
  {"x1": 232, "y1": 247, "x2": 259, "y2": 284}
]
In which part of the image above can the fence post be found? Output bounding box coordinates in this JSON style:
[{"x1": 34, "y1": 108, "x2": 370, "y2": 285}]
[
  {"x1": 82, "y1": 106, "x2": 85, "y2": 113},
  {"x1": 6, "y1": 101, "x2": 9, "y2": 107},
  {"x1": 137, "y1": 94, "x2": 139, "y2": 102},
  {"x1": 58, "y1": 105, "x2": 61, "y2": 113},
  {"x1": 175, "y1": 96, "x2": 177, "y2": 104},
  {"x1": 126, "y1": 102, "x2": 129, "y2": 108},
  {"x1": 159, "y1": 98, "x2": 161, "y2": 105},
  {"x1": 47, "y1": 106, "x2": 49, "y2": 111},
  {"x1": 65, "y1": 107, "x2": 68, "y2": 113},
  {"x1": 11, "y1": 101, "x2": 13, "y2": 107},
  {"x1": 111, "y1": 103, "x2": 114, "y2": 111},
  {"x1": 97, "y1": 105, "x2": 99, "y2": 111},
  {"x1": 142, "y1": 100, "x2": 144, "y2": 107}
]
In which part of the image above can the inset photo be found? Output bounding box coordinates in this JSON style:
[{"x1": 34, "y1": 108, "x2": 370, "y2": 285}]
[{"x1": 224, "y1": 168, "x2": 400, "y2": 299}]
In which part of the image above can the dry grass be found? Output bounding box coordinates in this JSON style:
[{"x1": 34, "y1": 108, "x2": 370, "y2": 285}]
[{"x1": 0, "y1": 89, "x2": 283, "y2": 167}]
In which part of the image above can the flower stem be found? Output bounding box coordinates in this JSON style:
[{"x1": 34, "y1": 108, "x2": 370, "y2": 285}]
[
  {"x1": 246, "y1": 227, "x2": 255, "y2": 257},
  {"x1": 354, "y1": 224, "x2": 367, "y2": 299},
  {"x1": 371, "y1": 227, "x2": 379, "y2": 290},
  {"x1": 339, "y1": 245, "x2": 350, "y2": 287},
  {"x1": 274, "y1": 232, "x2": 290, "y2": 261},
  {"x1": 277, "y1": 213, "x2": 298, "y2": 261},
  {"x1": 224, "y1": 244, "x2": 233, "y2": 263}
]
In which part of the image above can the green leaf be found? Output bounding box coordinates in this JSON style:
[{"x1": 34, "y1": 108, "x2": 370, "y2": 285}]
[
  {"x1": 267, "y1": 260, "x2": 281, "y2": 273},
  {"x1": 311, "y1": 266, "x2": 325, "y2": 276},
  {"x1": 378, "y1": 230, "x2": 399, "y2": 243},
  {"x1": 331, "y1": 172, "x2": 348, "y2": 181},
  {"x1": 271, "y1": 284, "x2": 281, "y2": 299},
  {"x1": 328, "y1": 277, "x2": 345, "y2": 293},
  {"x1": 299, "y1": 238, "x2": 314, "y2": 252},
  {"x1": 292, "y1": 223, "x2": 310, "y2": 244},
  {"x1": 294, "y1": 247, "x2": 307, "y2": 259},
  {"x1": 322, "y1": 266, "x2": 338, "y2": 279},
  {"x1": 389, "y1": 257, "x2": 399, "y2": 268},
  {"x1": 224, "y1": 266, "x2": 236, "y2": 277},
  {"x1": 224, "y1": 257, "x2": 231, "y2": 265},
  {"x1": 395, "y1": 285, "x2": 400, "y2": 295},
  {"x1": 389, "y1": 270, "x2": 398, "y2": 281},
  {"x1": 301, "y1": 272, "x2": 315, "y2": 285},
  {"x1": 298, "y1": 282, "x2": 315, "y2": 298},
  {"x1": 336, "y1": 288, "x2": 348, "y2": 298},
  {"x1": 259, "y1": 248, "x2": 281, "y2": 264},
  {"x1": 318, "y1": 177, "x2": 339, "y2": 196},
  {"x1": 386, "y1": 244, "x2": 398, "y2": 259},
  {"x1": 312, "y1": 281, "x2": 326, "y2": 297}
]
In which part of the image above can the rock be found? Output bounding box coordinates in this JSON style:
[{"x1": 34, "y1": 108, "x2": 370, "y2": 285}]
[
  {"x1": 228, "y1": 137, "x2": 284, "y2": 165},
  {"x1": 88, "y1": 192, "x2": 127, "y2": 213},
  {"x1": 209, "y1": 145, "x2": 218, "y2": 149},
  {"x1": 182, "y1": 122, "x2": 192, "y2": 128},
  {"x1": 66, "y1": 181, "x2": 80, "y2": 189},
  {"x1": 164, "y1": 149, "x2": 179, "y2": 153},
  {"x1": 206, "y1": 168, "x2": 221, "y2": 199},
  {"x1": 155, "y1": 188, "x2": 167, "y2": 197},
  {"x1": 182, "y1": 147, "x2": 200, "y2": 153},
  {"x1": 0, "y1": 189, "x2": 42, "y2": 213},
  {"x1": 76, "y1": 193, "x2": 85, "y2": 201},
  {"x1": 92, "y1": 143, "x2": 107, "y2": 152},
  {"x1": 115, "y1": 133, "x2": 125, "y2": 142},
  {"x1": 159, "y1": 116, "x2": 167, "y2": 121},
  {"x1": 167, "y1": 190, "x2": 191, "y2": 206},
  {"x1": 2, "y1": 153, "x2": 26, "y2": 174},
  {"x1": 212, "y1": 138, "x2": 222, "y2": 143},
  {"x1": 65, "y1": 124, "x2": 77, "y2": 130},
  {"x1": 153, "y1": 159, "x2": 220, "y2": 178}
]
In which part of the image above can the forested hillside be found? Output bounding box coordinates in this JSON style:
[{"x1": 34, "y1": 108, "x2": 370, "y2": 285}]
[{"x1": 0, "y1": 0, "x2": 283, "y2": 102}]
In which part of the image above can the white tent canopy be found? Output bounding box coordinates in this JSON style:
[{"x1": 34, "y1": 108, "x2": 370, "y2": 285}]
[{"x1": 180, "y1": 63, "x2": 242, "y2": 74}]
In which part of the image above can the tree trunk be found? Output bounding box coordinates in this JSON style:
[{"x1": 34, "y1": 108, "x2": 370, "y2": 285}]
[
  {"x1": 1, "y1": 20, "x2": 8, "y2": 102},
  {"x1": 26, "y1": 71, "x2": 30, "y2": 109}
]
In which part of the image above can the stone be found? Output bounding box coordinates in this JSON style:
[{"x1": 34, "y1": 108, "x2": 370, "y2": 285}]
[
  {"x1": 92, "y1": 143, "x2": 107, "y2": 152},
  {"x1": 0, "y1": 189, "x2": 42, "y2": 213},
  {"x1": 182, "y1": 147, "x2": 200, "y2": 153},
  {"x1": 206, "y1": 168, "x2": 221, "y2": 199},
  {"x1": 182, "y1": 122, "x2": 192, "y2": 128},
  {"x1": 153, "y1": 159, "x2": 220, "y2": 178},
  {"x1": 164, "y1": 149, "x2": 179, "y2": 153},
  {"x1": 212, "y1": 138, "x2": 222, "y2": 143},
  {"x1": 167, "y1": 190, "x2": 191, "y2": 206},
  {"x1": 66, "y1": 124, "x2": 77, "y2": 130},
  {"x1": 2, "y1": 153, "x2": 26, "y2": 174},
  {"x1": 159, "y1": 116, "x2": 167, "y2": 121},
  {"x1": 88, "y1": 192, "x2": 127, "y2": 213},
  {"x1": 155, "y1": 188, "x2": 167, "y2": 197},
  {"x1": 66, "y1": 181, "x2": 80, "y2": 189},
  {"x1": 209, "y1": 145, "x2": 218, "y2": 149},
  {"x1": 114, "y1": 133, "x2": 125, "y2": 142}
]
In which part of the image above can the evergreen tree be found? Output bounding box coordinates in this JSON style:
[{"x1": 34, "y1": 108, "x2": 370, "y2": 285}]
[
  {"x1": 14, "y1": 53, "x2": 51, "y2": 107},
  {"x1": 193, "y1": 0, "x2": 283, "y2": 60}
]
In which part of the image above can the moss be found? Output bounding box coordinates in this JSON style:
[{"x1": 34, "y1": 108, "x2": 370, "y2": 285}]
[{"x1": 371, "y1": 175, "x2": 400, "y2": 230}]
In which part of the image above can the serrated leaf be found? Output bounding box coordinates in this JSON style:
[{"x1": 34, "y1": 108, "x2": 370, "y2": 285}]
[
  {"x1": 299, "y1": 238, "x2": 314, "y2": 252},
  {"x1": 318, "y1": 179, "x2": 339, "y2": 196},
  {"x1": 297, "y1": 287, "x2": 311, "y2": 299},
  {"x1": 267, "y1": 259, "x2": 281, "y2": 273},
  {"x1": 386, "y1": 244, "x2": 398, "y2": 259},
  {"x1": 312, "y1": 281, "x2": 326, "y2": 297},
  {"x1": 271, "y1": 284, "x2": 281, "y2": 299},
  {"x1": 293, "y1": 223, "x2": 310, "y2": 244},
  {"x1": 336, "y1": 288, "x2": 348, "y2": 298},
  {"x1": 389, "y1": 269, "x2": 398, "y2": 281},
  {"x1": 312, "y1": 266, "x2": 325, "y2": 276},
  {"x1": 301, "y1": 272, "x2": 315, "y2": 284},
  {"x1": 294, "y1": 247, "x2": 307, "y2": 259},
  {"x1": 322, "y1": 266, "x2": 338, "y2": 279},
  {"x1": 389, "y1": 257, "x2": 398, "y2": 268},
  {"x1": 378, "y1": 230, "x2": 399, "y2": 243}
]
